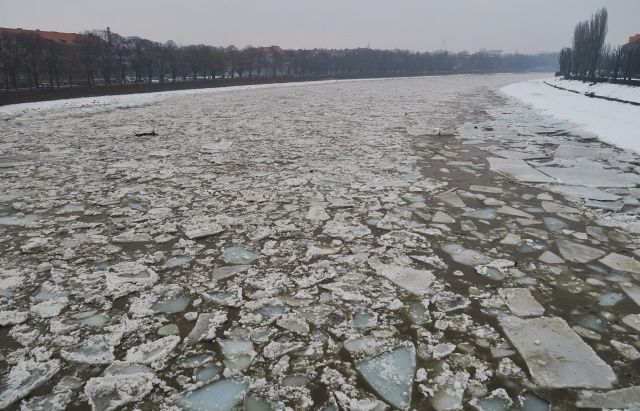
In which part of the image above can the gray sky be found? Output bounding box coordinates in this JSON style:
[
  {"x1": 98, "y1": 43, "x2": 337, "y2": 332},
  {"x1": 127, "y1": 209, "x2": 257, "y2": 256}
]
[{"x1": 1, "y1": 0, "x2": 639, "y2": 53}]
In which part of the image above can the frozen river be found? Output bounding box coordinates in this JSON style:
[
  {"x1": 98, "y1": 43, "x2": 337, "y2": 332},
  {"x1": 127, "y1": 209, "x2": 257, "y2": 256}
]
[{"x1": 1, "y1": 74, "x2": 640, "y2": 410}]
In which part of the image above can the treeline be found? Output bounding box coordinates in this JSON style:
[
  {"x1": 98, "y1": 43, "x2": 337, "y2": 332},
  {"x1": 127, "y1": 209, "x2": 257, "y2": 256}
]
[
  {"x1": 558, "y1": 8, "x2": 640, "y2": 81},
  {"x1": 0, "y1": 27, "x2": 558, "y2": 90}
]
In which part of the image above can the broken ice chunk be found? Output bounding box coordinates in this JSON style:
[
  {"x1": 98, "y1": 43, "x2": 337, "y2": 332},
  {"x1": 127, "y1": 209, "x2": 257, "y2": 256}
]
[
  {"x1": 0, "y1": 359, "x2": 60, "y2": 409},
  {"x1": 498, "y1": 288, "x2": 545, "y2": 317},
  {"x1": 500, "y1": 234, "x2": 521, "y2": 246},
  {"x1": 371, "y1": 263, "x2": 435, "y2": 295},
  {"x1": 21, "y1": 390, "x2": 73, "y2": 411},
  {"x1": 177, "y1": 379, "x2": 249, "y2": 411},
  {"x1": 112, "y1": 231, "x2": 152, "y2": 243},
  {"x1": 432, "y1": 211, "x2": 455, "y2": 224},
  {"x1": 281, "y1": 374, "x2": 310, "y2": 387},
  {"x1": 0, "y1": 214, "x2": 40, "y2": 226},
  {"x1": 276, "y1": 313, "x2": 310, "y2": 334},
  {"x1": 126, "y1": 335, "x2": 180, "y2": 365},
  {"x1": 549, "y1": 185, "x2": 620, "y2": 201},
  {"x1": 181, "y1": 217, "x2": 224, "y2": 239},
  {"x1": 518, "y1": 392, "x2": 549, "y2": 411},
  {"x1": 84, "y1": 370, "x2": 155, "y2": 411},
  {"x1": 0, "y1": 310, "x2": 28, "y2": 326},
  {"x1": 555, "y1": 238, "x2": 604, "y2": 263},
  {"x1": 599, "y1": 253, "x2": 640, "y2": 274},
  {"x1": 497, "y1": 206, "x2": 533, "y2": 219},
  {"x1": 30, "y1": 297, "x2": 69, "y2": 318},
  {"x1": 219, "y1": 340, "x2": 256, "y2": 371},
  {"x1": 307, "y1": 205, "x2": 330, "y2": 221},
  {"x1": 202, "y1": 140, "x2": 233, "y2": 152},
  {"x1": 538, "y1": 251, "x2": 564, "y2": 264},
  {"x1": 223, "y1": 246, "x2": 260, "y2": 265},
  {"x1": 61, "y1": 335, "x2": 115, "y2": 365},
  {"x1": 185, "y1": 311, "x2": 228, "y2": 343},
  {"x1": 500, "y1": 316, "x2": 616, "y2": 388},
  {"x1": 598, "y1": 292, "x2": 624, "y2": 307},
  {"x1": 622, "y1": 314, "x2": 640, "y2": 333},
  {"x1": 195, "y1": 366, "x2": 221, "y2": 383},
  {"x1": 344, "y1": 337, "x2": 385, "y2": 355},
  {"x1": 158, "y1": 324, "x2": 180, "y2": 336},
  {"x1": 74, "y1": 310, "x2": 108, "y2": 327},
  {"x1": 244, "y1": 395, "x2": 273, "y2": 411},
  {"x1": 441, "y1": 243, "x2": 491, "y2": 266},
  {"x1": 152, "y1": 295, "x2": 190, "y2": 314},
  {"x1": 575, "y1": 386, "x2": 640, "y2": 409},
  {"x1": 437, "y1": 191, "x2": 466, "y2": 208},
  {"x1": 487, "y1": 158, "x2": 554, "y2": 183},
  {"x1": 165, "y1": 256, "x2": 192, "y2": 268},
  {"x1": 434, "y1": 291, "x2": 470, "y2": 313},
  {"x1": 541, "y1": 201, "x2": 578, "y2": 214},
  {"x1": 470, "y1": 185, "x2": 503, "y2": 194},
  {"x1": 577, "y1": 313, "x2": 606, "y2": 333},
  {"x1": 430, "y1": 370, "x2": 469, "y2": 411},
  {"x1": 610, "y1": 339, "x2": 640, "y2": 360},
  {"x1": 543, "y1": 217, "x2": 567, "y2": 232},
  {"x1": 469, "y1": 388, "x2": 512, "y2": 411},
  {"x1": 538, "y1": 165, "x2": 639, "y2": 188},
  {"x1": 105, "y1": 262, "x2": 158, "y2": 298},
  {"x1": 463, "y1": 208, "x2": 496, "y2": 220},
  {"x1": 622, "y1": 283, "x2": 640, "y2": 307},
  {"x1": 431, "y1": 343, "x2": 456, "y2": 359},
  {"x1": 211, "y1": 265, "x2": 250, "y2": 281},
  {"x1": 323, "y1": 218, "x2": 371, "y2": 241},
  {"x1": 356, "y1": 343, "x2": 416, "y2": 409},
  {"x1": 352, "y1": 310, "x2": 378, "y2": 329}
]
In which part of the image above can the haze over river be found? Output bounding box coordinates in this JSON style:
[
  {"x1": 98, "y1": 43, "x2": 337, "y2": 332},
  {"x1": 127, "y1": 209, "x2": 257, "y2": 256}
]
[{"x1": 1, "y1": 74, "x2": 640, "y2": 410}]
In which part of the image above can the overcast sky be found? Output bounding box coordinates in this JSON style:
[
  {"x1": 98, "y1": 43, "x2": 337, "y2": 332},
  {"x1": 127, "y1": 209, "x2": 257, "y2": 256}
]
[{"x1": 1, "y1": 0, "x2": 638, "y2": 53}]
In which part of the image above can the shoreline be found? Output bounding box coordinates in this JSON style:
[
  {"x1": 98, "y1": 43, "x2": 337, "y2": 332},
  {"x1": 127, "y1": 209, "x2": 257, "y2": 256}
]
[
  {"x1": 0, "y1": 71, "x2": 546, "y2": 107},
  {"x1": 501, "y1": 78, "x2": 640, "y2": 154},
  {"x1": 543, "y1": 80, "x2": 640, "y2": 106}
]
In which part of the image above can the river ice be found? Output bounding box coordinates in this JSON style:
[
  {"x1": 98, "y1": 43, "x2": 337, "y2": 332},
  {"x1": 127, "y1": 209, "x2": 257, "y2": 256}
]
[{"x1": 1, "y1": 74, "x2": 640, "y2": 409}]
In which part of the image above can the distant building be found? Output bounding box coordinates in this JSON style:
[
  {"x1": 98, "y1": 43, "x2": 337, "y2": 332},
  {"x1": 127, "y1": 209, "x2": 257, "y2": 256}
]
[
  {"x1": 630, "y1": 34, "x2": 640, "y2": 44},
  {"x1": 0, "y1": 27, "x2": 84, "y2": 44}
]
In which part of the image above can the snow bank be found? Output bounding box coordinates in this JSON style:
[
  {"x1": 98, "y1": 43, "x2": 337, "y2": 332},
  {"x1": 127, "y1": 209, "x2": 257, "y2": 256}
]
[
  {"x1": 546, "y1": 77, "x2": 640, "y2": 104},
  {"x1": 502, "y1": 79, "x2": 640, "y2": 153}
]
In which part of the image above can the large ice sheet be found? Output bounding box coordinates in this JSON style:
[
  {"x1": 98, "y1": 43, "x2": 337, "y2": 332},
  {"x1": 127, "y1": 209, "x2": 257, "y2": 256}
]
[
  {"x1": 500, "y1": 316, "x2": 616, "y2": 389},
  {"x1": 576, "y1": 386, "x2": 640, "y2": 409},
  {"x1": 487, "y1": 157, "x2": 554, "y2": 183},
  {"x1": 548, "y1": 185, "x2": 620, "y2": 201},
  {"x1": 372, "y1": 263, "x2": 435, "y2": 295},
  {"x1": 177, "y1": 379, "x2": 249, "y2": 411},
  {"x1": 356, "y1": 344, "x2": 416, "y2": 409},
  {"x1": 537, "y1": 166, "x2": 639, "y2": 188}
]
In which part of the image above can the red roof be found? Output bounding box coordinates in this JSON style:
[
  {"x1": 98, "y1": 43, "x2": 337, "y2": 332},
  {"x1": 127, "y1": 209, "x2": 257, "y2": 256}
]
[
  {"x1": 0, "y1": 27, "x2": 83, "y2": 44},
  {"x1": 630, "y1": 34, "x2": 640, "y2": 44},
  {"x1": 258, "y1": 46, "x2": 285, "y2": 56}
]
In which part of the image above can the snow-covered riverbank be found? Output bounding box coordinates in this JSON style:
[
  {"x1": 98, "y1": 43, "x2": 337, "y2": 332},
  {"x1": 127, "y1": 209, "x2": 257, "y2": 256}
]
[
  {"x1": 501, "y1": 78, "x2": 640, "y2": 152},
  {"x1": 546, "y1": 77, "x2": 640, "y2": 104}
]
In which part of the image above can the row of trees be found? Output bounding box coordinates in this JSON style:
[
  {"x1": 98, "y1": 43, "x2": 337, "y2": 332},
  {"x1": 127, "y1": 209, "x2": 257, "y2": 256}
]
[
  {"x1": 1, "y1": 27, "x2": 558, "y2": 90},
  {"x1": 558, "y1": 7, "x2": 640, "y2": 81}
]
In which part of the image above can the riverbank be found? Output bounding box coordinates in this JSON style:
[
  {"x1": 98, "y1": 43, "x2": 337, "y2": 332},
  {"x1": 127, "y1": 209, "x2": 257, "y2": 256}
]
[
  {"x1": 545, "y1": 77, "x2": 640, "y2": 105},
  {"x1": 0, "y1": 71, "x2": 545, "y2": 106},
  {"x1": 501, "y1": 78, "x2": 640, "y2": 153}
]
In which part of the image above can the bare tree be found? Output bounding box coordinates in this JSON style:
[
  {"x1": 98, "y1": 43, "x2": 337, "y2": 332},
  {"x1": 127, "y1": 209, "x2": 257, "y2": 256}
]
[
  {"x1": 79, "y1": 33, "x2": 102, "y2": 86},
  {"x1": 558, "y1": 47, "x2": 572, "y2": 77},
  {"x1": 43, "y1": 39, "x2": 61, "y2": 88},
  {"x1": 586, "y1": 8, "x2": 608, "y2": 81}
]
